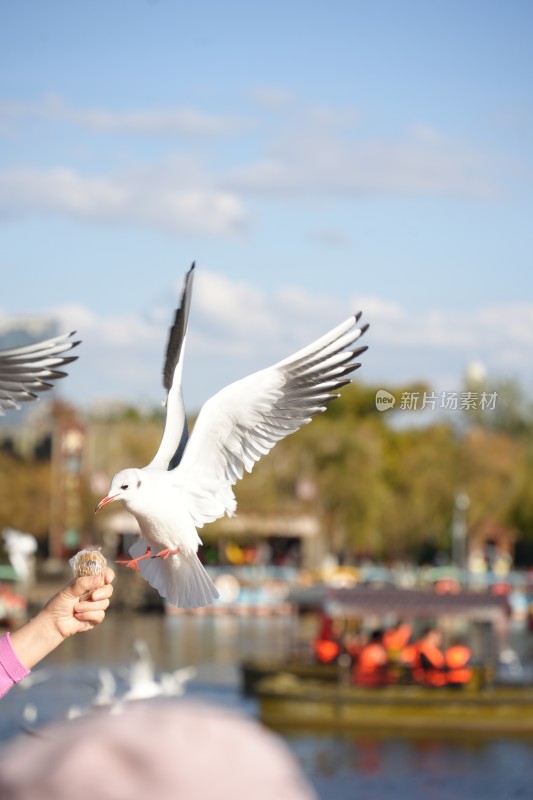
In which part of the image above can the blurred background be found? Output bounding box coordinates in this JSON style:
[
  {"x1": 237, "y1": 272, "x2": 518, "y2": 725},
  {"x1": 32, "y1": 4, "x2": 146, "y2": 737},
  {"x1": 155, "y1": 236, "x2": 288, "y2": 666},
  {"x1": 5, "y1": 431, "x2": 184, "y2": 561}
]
[{"x1": 1, "y1": 2, "x2": 533, "y2": 798}]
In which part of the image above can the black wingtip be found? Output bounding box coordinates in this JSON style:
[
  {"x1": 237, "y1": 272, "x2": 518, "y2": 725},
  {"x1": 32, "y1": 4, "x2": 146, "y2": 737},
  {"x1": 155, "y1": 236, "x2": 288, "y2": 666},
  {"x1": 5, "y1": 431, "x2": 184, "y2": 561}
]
[
  {"x1": 60, "y1": 333, "x2": 81, "y2": 351},
  {"x1": 56, "y1": 356, "x2": 79, "y2": 367},
  {"x1": 355, "y1": 310, "x2": 362, "y2": 322},
  {"x1": 359, "y1": 322, "x2": 370, "y2": 335},
  {"x1": 45, "y1": 369, "x2": 70, "y2": 380},
  {"x1": 162, "y1": 263, "x2": 196, "y2": 392}
]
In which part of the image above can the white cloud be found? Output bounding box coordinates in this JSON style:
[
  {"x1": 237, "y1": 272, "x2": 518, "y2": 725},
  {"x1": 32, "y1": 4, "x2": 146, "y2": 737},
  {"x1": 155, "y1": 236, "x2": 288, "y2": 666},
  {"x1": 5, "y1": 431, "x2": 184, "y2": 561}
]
[
  {"x1": 366, "y1": 302, "x2": 533, "y2": 353},
  {"x1": 350, "y1": 296, "x2": 404, "y2": 322},
  {"x1": 45, "y1": 274, "x2": 533, "y2": 413},
  {"x1": 410, "y1": 123, "x2": 446, "y2": 144},
  {"x1": 305, "y1": 105, "x2": 362, "y2": 130},
  {"x1": 225, "y1": 128, "x2": 500, "y2": 200},
  {"x1": 194, "y1": 270, "x2": 278, "y2": 340},
  {"x1": 248, "y1": 86, "x2": 295, "y2": 111},
  {"x1": 0, "y1": 95, "x2": 250, "y2": 137},
  {"x1": 276, "y1": 285, "x2": 341, "y2": 318},
  {"x1": 0, "y1": 94, "x2": 507, "y2": 224},
  {"x1": 0, "y1": 159, "x2": 250, "y2": 237}
]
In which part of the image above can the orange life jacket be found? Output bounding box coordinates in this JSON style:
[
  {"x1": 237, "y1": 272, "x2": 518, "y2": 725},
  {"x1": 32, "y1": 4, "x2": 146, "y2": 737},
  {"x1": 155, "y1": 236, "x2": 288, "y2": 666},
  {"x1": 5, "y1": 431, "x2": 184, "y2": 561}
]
[
  {"x1": 383, "y1": 624, "x2": 412, "y2": 655},
  {"x1": 354, "y1": 643, "x2": 389, "y2": 686},
  {"x1": 400, "y1": 643, "x2": 418, "y2": 668},
  {"x1": 413, "y1": 640, "x2": 447, "y2": 687},
  {"x1": 445, "y1": 645, "x2": 472, "y2": 685},
  {"x1": 314, "y1": 638, "x2": 340, "y2": 663}
]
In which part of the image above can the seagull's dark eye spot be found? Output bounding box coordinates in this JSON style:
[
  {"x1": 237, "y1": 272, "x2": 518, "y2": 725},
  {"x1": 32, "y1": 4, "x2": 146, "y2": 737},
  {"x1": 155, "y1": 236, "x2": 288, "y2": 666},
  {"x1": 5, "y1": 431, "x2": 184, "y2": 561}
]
[
  {"x1": 120, "y1": 483, "x2": 129, "y2": 490},
  {"x1": 137, "y1": 479, "x2": 142, "y2": 488}
]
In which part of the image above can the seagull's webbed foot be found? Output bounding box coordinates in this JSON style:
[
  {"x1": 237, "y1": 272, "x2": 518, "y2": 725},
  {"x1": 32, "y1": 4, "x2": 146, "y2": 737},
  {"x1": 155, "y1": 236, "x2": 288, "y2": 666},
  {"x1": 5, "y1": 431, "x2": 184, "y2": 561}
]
[
  {"x1": 116, "y1": 547, "x2": 152, "y2": 572},
  {"x1": 152, "y1": 547, "x2": 180, "y2": 560}
]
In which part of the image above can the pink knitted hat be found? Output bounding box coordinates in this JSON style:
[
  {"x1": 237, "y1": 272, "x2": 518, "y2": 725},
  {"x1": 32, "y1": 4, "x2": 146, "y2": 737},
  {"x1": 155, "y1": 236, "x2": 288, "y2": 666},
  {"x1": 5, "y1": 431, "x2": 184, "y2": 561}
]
[{"x1": 0, "y1": 699, "x2": 316, "y2": 800}]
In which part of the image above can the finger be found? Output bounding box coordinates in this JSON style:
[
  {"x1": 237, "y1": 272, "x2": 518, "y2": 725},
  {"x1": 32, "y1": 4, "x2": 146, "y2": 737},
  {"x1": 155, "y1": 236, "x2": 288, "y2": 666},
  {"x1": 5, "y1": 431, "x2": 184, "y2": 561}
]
[
  {"x1": 74, "y1": 610, "x2": 106, "y2": 625},
  {"x1": 74, "y1": 597, "x2": 110, "y2": 614},
  {"x1": 91, "y1": 584, "x2": 114, "y2": 602},
  {"x1": 104, "y1": 567, "x2": 116, "y2": 584},
  {"x1": 66, "y1": 575, "x2": 102, "y2": 599}
]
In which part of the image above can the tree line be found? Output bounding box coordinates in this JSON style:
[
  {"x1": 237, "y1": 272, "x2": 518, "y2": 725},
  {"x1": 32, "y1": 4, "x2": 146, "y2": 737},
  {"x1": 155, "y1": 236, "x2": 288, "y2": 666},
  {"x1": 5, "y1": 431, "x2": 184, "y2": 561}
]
[{"x1": 1, "y1": 377, "x2": 532, "y2": 565}]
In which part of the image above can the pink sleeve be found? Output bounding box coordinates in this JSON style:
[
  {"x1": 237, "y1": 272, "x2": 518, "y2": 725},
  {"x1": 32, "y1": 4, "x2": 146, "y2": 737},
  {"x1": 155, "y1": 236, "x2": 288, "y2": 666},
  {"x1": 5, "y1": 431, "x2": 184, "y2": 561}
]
[{"x1": 0, "y1": 632, "x2": 30, "y2": 698}]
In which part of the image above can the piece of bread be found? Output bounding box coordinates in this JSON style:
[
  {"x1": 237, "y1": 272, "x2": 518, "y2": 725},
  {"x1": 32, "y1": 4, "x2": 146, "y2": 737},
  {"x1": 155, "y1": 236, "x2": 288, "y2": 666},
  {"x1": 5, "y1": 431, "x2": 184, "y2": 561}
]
[{"x1": 69, "y1": 549, "x2": 107, "y2": 580}]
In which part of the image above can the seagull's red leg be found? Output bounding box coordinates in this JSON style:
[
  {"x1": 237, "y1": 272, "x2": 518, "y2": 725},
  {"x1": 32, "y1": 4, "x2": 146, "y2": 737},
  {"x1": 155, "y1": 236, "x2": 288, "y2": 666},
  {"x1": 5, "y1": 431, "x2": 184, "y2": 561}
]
[
  {"x1": 116, "y1": 547, "x2": 152, "y2": 572},
  {"x1": 152, "y1": 547, "x2": 180, "y2": 560}
]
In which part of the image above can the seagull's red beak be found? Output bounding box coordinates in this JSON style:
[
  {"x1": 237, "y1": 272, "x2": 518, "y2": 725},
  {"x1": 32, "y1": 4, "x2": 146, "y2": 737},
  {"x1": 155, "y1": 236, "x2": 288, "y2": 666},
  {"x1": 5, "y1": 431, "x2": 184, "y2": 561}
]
[{"x1": 95, "y1": 493, "x2": 120, "y2": 513}]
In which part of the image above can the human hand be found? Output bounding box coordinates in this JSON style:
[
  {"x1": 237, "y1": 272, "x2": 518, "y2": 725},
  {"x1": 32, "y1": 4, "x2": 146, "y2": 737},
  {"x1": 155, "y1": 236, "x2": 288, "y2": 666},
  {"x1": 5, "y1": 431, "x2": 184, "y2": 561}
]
[{"x1": 43, "y1": 567, "x2": 115, "y2": 640}]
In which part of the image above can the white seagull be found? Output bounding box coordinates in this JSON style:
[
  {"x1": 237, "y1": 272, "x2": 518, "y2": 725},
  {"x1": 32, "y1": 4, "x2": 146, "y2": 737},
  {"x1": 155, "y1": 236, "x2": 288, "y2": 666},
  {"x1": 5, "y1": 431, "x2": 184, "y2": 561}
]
[
  {"x1": 121, "y1": 639, "x2": 197, "y2": 701},
  {"x1": 96, "y1": 264, "x2": 369, "y2": 609},
  {"x1": 0, "y1": 331, "x2": 80, "y2": 414}
]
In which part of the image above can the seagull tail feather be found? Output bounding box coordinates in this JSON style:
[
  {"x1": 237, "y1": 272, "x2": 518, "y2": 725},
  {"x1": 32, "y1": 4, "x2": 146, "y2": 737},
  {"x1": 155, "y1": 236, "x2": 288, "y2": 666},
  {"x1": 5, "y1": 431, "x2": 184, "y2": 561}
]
[{"x1": 136, "y1": 547, "x2": 219, "y2": 609}]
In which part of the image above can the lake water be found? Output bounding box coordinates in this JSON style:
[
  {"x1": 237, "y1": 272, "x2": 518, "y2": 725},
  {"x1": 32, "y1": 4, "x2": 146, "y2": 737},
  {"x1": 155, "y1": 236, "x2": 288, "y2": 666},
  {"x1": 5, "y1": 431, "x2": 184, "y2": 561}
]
[{"x1": 2, "y1": 610, "x2": 533, "y2": 799}]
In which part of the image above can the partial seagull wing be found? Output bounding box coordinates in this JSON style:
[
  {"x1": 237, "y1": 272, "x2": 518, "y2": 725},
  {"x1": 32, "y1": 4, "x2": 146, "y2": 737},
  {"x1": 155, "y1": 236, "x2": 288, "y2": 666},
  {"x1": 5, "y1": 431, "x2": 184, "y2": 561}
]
[
  {"x1": 0, "y1": 331, "x2": 80, "y2": 414},
  {"x1": 147, "y1": 263, "x2": 195, "y2": 470},
  {"x1": 176, "y1": 313, "x2": 368, "y2": 527}
]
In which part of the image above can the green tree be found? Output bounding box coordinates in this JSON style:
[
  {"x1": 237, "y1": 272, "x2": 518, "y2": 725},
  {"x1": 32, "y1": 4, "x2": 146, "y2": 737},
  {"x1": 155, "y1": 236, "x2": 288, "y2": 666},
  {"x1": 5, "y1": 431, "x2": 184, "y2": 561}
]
[{"x1": 0, "y1": 451, "x2": 53, "y2": 540}]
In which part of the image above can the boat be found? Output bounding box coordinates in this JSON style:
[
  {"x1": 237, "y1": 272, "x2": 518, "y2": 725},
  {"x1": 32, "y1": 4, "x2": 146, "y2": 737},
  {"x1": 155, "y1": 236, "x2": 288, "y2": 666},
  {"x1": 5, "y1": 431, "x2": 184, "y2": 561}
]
[
  {"x1": 242, "y1": 657, "x2": 338, "y2": 696},
  {"x1": 256, "y1": 673, "x2": 533, "y2": 736},
  {"x1": 245, "y1": 586, "x2": 533, "y2": 736}
]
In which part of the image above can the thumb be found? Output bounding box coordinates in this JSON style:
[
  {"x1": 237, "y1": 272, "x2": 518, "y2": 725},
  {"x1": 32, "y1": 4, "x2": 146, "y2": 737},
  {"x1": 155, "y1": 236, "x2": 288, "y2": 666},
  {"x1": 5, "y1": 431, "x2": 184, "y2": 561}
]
[{"x1": 66, "y1": 575, "x2": 103, "y2": 599}]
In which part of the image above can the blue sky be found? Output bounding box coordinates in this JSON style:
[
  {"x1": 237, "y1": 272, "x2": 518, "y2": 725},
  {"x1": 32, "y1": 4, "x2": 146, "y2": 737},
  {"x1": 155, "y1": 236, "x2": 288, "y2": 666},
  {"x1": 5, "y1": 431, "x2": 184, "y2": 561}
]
[{"x1": 1, "y1": 0, "x2": 532, "y2": 413}]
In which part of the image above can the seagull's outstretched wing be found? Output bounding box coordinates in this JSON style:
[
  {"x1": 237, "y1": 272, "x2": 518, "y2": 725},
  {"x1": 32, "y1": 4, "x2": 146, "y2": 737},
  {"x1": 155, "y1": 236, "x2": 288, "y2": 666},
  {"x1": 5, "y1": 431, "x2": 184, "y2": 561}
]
[
  {"x1": 0, "y1": 331, "x2": 80, "y2": 415},
  {"x1": 147, "y1": 263, "x2": 195, "y2": 471},
  {"x1": 176, "y1": 313, "x2": 368, "y2": 527}
]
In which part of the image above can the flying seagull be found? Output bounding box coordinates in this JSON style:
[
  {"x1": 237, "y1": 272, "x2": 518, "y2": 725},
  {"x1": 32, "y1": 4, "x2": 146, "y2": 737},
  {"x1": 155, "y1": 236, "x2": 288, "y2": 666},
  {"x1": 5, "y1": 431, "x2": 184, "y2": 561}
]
[
  {"x1": 0, "y1": 331, "x2": 80, "y2": 414},
  {"x1": 96, "y1": 263, "x2": 369, "y2": 609}
]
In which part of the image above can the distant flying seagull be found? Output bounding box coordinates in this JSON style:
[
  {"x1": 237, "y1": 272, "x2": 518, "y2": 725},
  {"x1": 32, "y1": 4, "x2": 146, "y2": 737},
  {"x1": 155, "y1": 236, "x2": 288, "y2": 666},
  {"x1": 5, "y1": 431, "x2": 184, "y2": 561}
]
[
  {"x1": 121, "y1": 638, "x2": 197, "y2": 701},
  {"x1": 0, "y1": 331, "x2": 80, "y2": 414},
  {"x1": 96, "y1": 263, "x2": 369, "y2": 609}
]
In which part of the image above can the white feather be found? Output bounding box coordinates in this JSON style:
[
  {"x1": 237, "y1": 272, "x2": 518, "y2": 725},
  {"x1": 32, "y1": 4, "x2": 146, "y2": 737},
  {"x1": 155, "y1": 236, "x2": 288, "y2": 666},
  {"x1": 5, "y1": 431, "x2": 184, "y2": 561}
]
[
  {"x1": 0, "y1": 331, "x2": 80, "y2": 414},
  {"x1": 97, "y1": 266, "x2": 368, "y2": 609}
]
